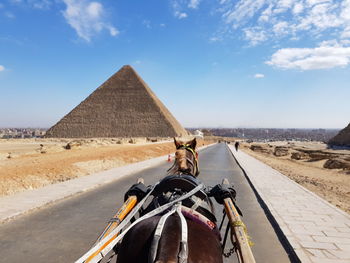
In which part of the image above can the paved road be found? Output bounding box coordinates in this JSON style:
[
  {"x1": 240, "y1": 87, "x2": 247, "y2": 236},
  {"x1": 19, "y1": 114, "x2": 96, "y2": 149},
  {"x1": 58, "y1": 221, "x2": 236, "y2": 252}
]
[{"x1": 0, "y1": 143, "x2": 295, "y2": 262}]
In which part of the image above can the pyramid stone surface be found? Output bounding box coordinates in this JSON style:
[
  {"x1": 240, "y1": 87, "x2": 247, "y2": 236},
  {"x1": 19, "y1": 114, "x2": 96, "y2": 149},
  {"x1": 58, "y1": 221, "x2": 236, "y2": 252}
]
[
  {"x1": 328, "y1": 123, "x2": 350, "y2": 146},
  {"x1": 45, "y1": 65, "x2": 188, "y2": 138}
]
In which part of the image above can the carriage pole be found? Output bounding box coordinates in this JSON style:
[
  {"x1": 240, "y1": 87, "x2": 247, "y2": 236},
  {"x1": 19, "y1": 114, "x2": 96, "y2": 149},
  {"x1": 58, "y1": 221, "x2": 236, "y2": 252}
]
[
  {"x1": 84, "y1": 178, "x2": 144, "y2": 263},
  {"x1": 222, "y1": 179, "x2": 256, "y2": 263}
]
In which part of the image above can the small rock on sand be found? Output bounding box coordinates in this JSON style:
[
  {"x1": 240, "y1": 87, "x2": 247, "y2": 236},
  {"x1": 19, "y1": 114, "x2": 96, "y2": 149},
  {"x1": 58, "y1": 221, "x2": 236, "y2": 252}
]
[{"x1": 65, "y1": 141, "x2": 83, "y2": 150}]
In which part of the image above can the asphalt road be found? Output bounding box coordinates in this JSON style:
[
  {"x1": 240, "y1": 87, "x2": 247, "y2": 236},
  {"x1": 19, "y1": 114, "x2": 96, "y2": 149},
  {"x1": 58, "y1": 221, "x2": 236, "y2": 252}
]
[{"x1": 0, "y1": 143, "x2": 296, "y2": 262}]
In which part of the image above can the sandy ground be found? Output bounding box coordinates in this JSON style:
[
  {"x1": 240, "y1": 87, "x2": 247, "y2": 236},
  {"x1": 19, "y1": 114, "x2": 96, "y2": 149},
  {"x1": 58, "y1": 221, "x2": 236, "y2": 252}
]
[
  {"x1": 241, "y1": 142, "x2": 350, "y2": 214},
  {"x1": 0, "y1": 138, "x2": 212, "y2": 197}
]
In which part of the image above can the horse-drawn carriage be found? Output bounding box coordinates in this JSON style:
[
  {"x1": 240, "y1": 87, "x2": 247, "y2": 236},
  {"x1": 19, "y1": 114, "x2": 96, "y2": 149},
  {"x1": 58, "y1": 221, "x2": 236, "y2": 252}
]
[{"x1": 75, "y1": 138, "x2": 255, "y2": 263}]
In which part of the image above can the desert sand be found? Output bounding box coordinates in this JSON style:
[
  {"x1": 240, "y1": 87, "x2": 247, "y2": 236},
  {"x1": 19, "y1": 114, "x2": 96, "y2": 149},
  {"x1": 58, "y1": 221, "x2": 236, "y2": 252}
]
[
  {"x1": 241, "y1": 141, "x2": 350, "y2": 214},
  {"x1": 0, "y1": 138, "x2": 212, "y2": 197}
]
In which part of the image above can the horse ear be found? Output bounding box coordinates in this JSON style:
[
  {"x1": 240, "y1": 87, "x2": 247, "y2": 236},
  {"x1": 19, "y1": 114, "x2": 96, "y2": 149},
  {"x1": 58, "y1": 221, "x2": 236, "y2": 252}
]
[
  {"x1": 174, "y1": 137, "x2": 182, "y2": 149},
  {"x1": 187, "y1": 138, "x2": 197, "y2": 149}
]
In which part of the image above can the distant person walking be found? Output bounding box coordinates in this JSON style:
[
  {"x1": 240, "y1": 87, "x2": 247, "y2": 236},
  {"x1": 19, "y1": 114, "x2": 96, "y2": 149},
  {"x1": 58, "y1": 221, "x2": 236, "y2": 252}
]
[{"x1": 235, "y1": 141, "x2": 240, "y2": 151}]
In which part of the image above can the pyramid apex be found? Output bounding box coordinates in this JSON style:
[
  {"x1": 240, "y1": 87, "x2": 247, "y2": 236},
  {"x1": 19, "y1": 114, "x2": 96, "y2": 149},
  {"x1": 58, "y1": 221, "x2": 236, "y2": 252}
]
[
  {"x1": 121, "y1": 64, "x2": 135, "y2": 71},
  {"x1": 121, "y1": 64, "x2": 133, "y2": 68},
  {"x1": 115, "y1": 64, "x2": 139, "y2": 77}
]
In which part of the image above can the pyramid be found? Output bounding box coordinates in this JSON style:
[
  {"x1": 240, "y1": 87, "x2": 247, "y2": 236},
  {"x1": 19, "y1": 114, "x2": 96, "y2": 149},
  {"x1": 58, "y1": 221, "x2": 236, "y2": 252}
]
[
  {"x1": 328, "y1": 123, "x2": 350, "y2": 147},
  {"x1": 45, "y1": 65, "x2": 188, "y2": 138}
]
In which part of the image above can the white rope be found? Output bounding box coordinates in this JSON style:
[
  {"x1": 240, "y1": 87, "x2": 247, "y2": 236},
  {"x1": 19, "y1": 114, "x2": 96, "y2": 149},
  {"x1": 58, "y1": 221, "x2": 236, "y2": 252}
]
[
  {"x1": 177, "y1": 203, "x2": 188, "y2": 263},
  {"x1": 190, "y1": 195, "x2": 202, "y2": 210},
  {"x1": 149, "y1": 204, "x2": 178, "y2": 262}
]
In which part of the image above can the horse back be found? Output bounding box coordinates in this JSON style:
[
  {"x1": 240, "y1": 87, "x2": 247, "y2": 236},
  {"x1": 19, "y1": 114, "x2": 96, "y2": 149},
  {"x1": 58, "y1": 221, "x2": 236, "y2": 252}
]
[{"x1": 117, "y1": 214, "x2": 222, "y2": 263}]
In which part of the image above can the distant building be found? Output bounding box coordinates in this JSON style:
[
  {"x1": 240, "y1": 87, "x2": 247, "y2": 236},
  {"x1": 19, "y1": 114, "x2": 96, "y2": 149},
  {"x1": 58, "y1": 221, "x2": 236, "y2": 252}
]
[{"x1": 194, "y1": 130, "x2": 204, "y2": 138}]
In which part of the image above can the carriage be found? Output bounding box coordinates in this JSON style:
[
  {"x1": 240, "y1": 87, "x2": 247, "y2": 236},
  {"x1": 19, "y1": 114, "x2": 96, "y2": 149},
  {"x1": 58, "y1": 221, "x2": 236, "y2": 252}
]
[{"x1": 75, "y1": 138, "x2": 256, "y2": 263}]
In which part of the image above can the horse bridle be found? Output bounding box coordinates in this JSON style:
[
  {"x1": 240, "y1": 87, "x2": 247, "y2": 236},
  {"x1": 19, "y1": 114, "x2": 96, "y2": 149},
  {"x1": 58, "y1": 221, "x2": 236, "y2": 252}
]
[{"x1": 175, "y1": 144, "x2": 199, "y2": 177}]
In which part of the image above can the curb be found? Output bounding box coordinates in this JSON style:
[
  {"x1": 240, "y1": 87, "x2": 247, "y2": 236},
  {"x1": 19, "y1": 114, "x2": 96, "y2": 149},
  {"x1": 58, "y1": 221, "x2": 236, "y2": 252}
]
[{"x1": 226, "y1": 144, "x2": 301, "y2": 263}]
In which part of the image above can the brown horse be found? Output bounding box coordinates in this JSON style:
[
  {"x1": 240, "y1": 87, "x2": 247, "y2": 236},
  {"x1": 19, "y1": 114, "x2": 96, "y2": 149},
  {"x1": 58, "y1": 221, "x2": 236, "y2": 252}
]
[{"x1": 117, "y1": 138, "x2": 223, "y2": 263}]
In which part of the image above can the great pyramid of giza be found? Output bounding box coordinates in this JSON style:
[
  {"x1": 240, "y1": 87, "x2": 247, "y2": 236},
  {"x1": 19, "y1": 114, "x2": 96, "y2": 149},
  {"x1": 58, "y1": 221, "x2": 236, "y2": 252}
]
[
  {"x1": 45, "y1": 65, "x2": 188, "y2": 138},
  {"x1": 328, "y1": 123, "x2": 350, "y2": 147}
]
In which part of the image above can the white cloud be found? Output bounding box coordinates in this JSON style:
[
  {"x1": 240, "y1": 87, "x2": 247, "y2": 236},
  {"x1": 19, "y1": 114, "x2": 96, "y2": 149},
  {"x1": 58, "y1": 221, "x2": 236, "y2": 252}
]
[
  {"x1": 258, "y1": 4, "x2": 273, "y2": 22},
  {"x1": 188, "y1": 0, "x2": 200, "y2": 9},
  {"x1": 62, "y1": 0, "x2": 118, "y2": 42},
  {"x1": 0, "y1": 65, "x2": 5, "y2": 72},
  {"x1": 175, "y1": 11, "x2": 188, "y2": 19},
  {"x1": 109, "y1": 26, "x2": 118, "y2": 36},
  {"x1": 273, "y1": 21, "x2": 289, "y2": 36},
  {"x1": 279, "y1": 0, "x2": 293, "y2": 9},
  {"x1": 209, "y1": 36, "x2": 221, "y2": 42},
  {"x1": 254, "y1": 73, "x2": 265, "y2": 78},
  {"x1": 244, "y1": 27, "x2": 267, "y2": 46},
  {"x1": 306, "y1": 0, "x2": 331, "y2": 7},
  {"x1": 172, "y1": 0, "x2": 202, "y2": 19},
  {"x1": 293, "y1": 2, "x2": 304, "y2": 14},
  {"x1": 223, "y1": 0, "x2": 267, "y2": 26},
  {"x1": 266, "y1": 42, "x2": 350, "y2": 70}
]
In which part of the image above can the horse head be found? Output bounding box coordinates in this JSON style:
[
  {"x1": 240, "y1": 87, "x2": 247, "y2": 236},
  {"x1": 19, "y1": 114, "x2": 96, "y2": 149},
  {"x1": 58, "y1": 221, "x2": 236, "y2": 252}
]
[{"x1": 169, "y1": 137, "x2": 199, "y2": 177}]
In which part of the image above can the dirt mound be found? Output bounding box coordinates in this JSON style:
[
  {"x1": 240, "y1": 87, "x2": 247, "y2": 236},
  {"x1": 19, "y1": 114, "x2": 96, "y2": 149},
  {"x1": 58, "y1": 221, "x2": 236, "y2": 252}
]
[
  {"x1": 291, "y1": 151, "x2": 309, "y2": 160},
  {"x1": 274, "y1": 146, "x2": 289, "y2": 157},
  {"x1": 250, "y1": 144, "x2": 272, "y2": 154},
  {"x1": 324, "y1": 158, "x2": 350, "y2": 170}
]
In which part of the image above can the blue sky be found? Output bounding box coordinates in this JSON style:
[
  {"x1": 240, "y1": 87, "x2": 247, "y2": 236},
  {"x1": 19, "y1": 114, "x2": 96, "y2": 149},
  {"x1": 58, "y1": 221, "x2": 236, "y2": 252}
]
[{"x1": 0, "y1": 0, "x2": 349, "y2": 129}]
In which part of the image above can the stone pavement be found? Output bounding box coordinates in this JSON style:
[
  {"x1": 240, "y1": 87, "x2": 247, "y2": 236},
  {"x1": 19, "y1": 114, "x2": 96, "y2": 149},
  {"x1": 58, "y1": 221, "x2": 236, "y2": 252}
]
[
  {"x1": 0, "y1": 144, "x2": 213, "y2": 223},
  {"x1": 228, "y1": 145, "x2": 350, "y2": 263}
]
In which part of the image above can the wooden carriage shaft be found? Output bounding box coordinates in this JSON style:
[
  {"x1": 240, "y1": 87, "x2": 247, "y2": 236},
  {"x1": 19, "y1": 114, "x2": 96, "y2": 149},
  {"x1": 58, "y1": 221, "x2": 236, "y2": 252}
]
[
  {"x1": 85, "y1": 195, "x2": 138, "y2": 263},
  {"x1": 223, "y1": 198, "x2": 256, "y2": 263},
  {"x1": 97, "y1": 196, "x2": 138, "y2": 242}
]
